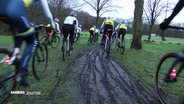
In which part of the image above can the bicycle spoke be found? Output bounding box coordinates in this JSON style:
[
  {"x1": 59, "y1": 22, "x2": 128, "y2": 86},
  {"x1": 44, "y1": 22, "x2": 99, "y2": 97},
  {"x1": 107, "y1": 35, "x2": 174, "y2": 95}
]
[
  {"x1": 32, "y1": 45, "x2": 48, "y2": 80},
  {"x1": 0, "y1": 51, "x2": 16, "y2": 104},
  {"x1": 155, "y1": 53, "x2": 184, "y2": 104}
]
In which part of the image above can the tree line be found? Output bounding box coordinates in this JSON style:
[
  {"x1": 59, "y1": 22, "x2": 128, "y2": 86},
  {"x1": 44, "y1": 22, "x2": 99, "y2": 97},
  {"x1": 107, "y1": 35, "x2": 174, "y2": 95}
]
[{"x1": 0, "y1": 0, "x2": 183, "y2": 49}]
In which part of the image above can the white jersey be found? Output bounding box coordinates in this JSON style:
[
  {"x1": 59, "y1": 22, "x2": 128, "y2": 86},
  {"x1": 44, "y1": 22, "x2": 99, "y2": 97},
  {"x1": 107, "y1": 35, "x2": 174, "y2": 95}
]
[
  {"x1": 63, "y1": 16, "x2": 78, "y2": 30},
  {"x1": 55, "y1": 22, "x2": 61, "y2": 33}
]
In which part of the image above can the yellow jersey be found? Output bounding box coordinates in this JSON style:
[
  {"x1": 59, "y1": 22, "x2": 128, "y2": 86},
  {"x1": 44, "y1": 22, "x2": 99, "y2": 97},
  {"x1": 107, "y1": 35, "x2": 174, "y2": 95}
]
[
  {"x1": 105, "y1": 19, "x2": 114, "y2": 26},
  {"x1": 90, "y1": 27, "x2": 95, "y2": 31},
  {"x1": 120, "y1": 24, "x2": 127, "y2": 30}
]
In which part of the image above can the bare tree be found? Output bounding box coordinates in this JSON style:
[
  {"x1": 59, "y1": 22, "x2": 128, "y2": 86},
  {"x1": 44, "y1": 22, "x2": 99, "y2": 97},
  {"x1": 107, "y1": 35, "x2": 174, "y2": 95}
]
[
  {"x1": 144, "y1": 0, "x2": 169, "y2": 41},
  {"x1": 131, "y1": 0, "x2": 144, "y2": 49},
  {"x1": 82, "y1": 0, "x2": 116, "y2": 27}
]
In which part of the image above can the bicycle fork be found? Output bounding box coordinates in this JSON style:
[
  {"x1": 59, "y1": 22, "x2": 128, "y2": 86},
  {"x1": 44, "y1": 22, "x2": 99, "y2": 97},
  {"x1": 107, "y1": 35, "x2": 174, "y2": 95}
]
[{"x1": 164, "y1": 58, "x2": 184, "y2": 82}]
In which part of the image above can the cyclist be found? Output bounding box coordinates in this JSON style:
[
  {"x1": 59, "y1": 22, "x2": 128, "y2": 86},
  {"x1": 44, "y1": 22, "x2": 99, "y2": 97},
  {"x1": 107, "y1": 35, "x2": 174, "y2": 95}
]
[
  {"x1": 46, "y1": 18, "x2": 61, "y2": 40},
  {"x1": 159, "y1": 0, "x2": 184, "y2": 30},
  {"x1": 100, "y1": 16, "x2": 114, "y2": 45},
  {"x1": 95, "y1": 28, "x2": 100, "y2": 41},
  {"x1": 89, "y1": 26, "x2": 96, "y2": 39},
  {"x1": 53, "y1": 18, "x2": 61, "y2": 36},
  {"x1": 0, "y1": 0, "x2": 55, "y2": 86},
  {"x1": 115, "y1": 21, "x2": 127, "y2": 46},
  {"x1": 75, "y1": 24, "x2": 82, "y2": 41},
  {"x1": 62, "y1": 11, "x2": 78, "y2": 50}
]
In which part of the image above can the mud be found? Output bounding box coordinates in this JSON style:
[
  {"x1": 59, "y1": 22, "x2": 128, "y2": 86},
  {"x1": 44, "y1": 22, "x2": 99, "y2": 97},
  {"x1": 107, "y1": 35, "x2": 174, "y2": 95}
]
[{"x1": 71, "y1": 45, "x2": 159, "y2": 104}]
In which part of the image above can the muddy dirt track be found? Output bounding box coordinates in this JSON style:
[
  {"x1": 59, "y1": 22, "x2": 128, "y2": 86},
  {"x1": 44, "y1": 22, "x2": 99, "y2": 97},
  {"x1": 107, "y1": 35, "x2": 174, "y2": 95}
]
[{"x1": 69, "y1": 45, "x2": 159, "y2": 104}]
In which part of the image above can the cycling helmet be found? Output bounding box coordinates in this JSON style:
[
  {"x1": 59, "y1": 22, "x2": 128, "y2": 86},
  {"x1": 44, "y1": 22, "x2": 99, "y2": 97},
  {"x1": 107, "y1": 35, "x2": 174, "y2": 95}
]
[
  {"x1": 46, "y1": 24, "x2": 51, "y2": 27},
  {"x1": 106, "y1": 16, "x2": 111, "y2": 19},
  {"x1": 54, "y1": 18, "x2": 59, "y2": 22},
  {"x1": 70, "y1": 11, "x2": 77, "y2": 17},
  {"x1": 120, "y1": 20, "x2": 125, "y2": 24}
]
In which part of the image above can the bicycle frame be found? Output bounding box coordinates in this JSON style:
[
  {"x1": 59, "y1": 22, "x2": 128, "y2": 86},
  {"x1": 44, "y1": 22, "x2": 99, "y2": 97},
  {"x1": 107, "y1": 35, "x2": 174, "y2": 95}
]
[{"x1": 155, "y1": 25, "x2": 184, "y2": 103}]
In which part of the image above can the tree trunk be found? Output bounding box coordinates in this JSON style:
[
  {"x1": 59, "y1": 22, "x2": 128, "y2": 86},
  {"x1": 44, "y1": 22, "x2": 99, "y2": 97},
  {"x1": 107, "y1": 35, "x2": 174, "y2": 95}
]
[
  {"x1": 147, "y1": 24, "x2": 153, "y2": 41},
  {"x1": 131, "y1": 0, "x2": 144, "y2": 49}
]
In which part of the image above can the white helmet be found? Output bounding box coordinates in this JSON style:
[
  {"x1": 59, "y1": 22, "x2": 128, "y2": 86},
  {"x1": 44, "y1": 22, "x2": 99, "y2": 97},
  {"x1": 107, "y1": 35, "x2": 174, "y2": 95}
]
[
  {"x1": 54, "y1": 18, "x2": 59, "y2": 22},
  {"x1": 70, "y1": 11, "x2": 77, "y2": 17}
]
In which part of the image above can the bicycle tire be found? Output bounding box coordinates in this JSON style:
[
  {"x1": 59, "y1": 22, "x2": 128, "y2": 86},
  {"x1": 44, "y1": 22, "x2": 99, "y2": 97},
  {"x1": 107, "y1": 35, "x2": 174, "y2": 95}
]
[
  {"x1": 88, "y1": 35, "x2": 92, "y2": 45},
  {"x1": 40, "y1": 35, "x2": 49, "y2": 45},
  {"x1": 106, "y1": 39, "x2": 111, "y2": 58},
  {"x1": 155, "y1": 53, "x2": 184, "y2": 104},
  {"x1": 32, "y1": 44, "x2": 48, "y2": 80},
  {"x1": 0, "y1": 48, "x2": 17, "y2": 104},
  {"x1": 62, "y1": 39, "x2": 67, "y2": 61},
  {"x1": 51, "y1": 35, "x2": 60, "y2": 48},
  {"x1": 66, "y1": 37, "x2": 71, "y2": 56},
  {"x1": 117, "y1": 40, "x2": 125, "y2": 55}
]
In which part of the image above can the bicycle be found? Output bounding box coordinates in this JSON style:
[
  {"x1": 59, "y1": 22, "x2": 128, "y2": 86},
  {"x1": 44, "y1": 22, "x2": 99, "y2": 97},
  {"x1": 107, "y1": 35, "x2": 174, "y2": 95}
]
[
  {"x1": 40, "y1": 29, "x2": 60, "y2": 48},
  {"x1": 88, "y1": 32, "x2": 95, "y2": 45},
  {"x1": 102, "y1": 29, "x2": 112, "y2": 58},
  {"x1": 74, "y1": 32, "x2": 80, "y2": 44},
  {"x1": 116, "y1": 37, "x2": 125, "y2": 55},
  {"x1": 61, "y1": 31, "x2": 72, "y2": 61},
  {"x1": 155, "y1": 26, "x2": 184, "y2": 104},
  {"x1": 0, "y1": 24, "x2": 50, "y2": 104}
]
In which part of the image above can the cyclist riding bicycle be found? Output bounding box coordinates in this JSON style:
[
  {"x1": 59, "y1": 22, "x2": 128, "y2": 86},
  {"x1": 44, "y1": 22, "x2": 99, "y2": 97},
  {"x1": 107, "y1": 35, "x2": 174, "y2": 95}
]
[
  {"x1": 115, "y1": 21, "x2": 127, "y2": 46},
  {"x1": 0, "y1": 0, "x2": 55, "y2": 86},
  {"x1": 95, "y1": 28, "x2": 100, "y2": 41},
  {"x1": 100, "y1": 16, "x2": 114, "y2": 45},
  {"x1": 77, "y1": 25, "x2": 82, "y2": 36},
  {"x1": 160, "y1": 0, "x2": 184, "y2": 30},
  {"x1": 89, "y1": 26, "x2": 96, "y2": 38},
  {"x1": 46, "y1": 18, "x2": 61, "y2": 39},
  {"x1": 62, "y1": 11, "x2": 78, "y2": 50}
]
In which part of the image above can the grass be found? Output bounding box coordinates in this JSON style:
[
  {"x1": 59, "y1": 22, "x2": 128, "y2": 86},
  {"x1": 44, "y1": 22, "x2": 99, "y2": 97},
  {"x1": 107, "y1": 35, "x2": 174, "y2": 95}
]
[
  {"x1": 0, "y1": 34, "x2": 93, "y2": 104},
  {"x1": 111, "y1": 35, "x2": 184, "y2": 100},
  {"x1": 0, "y1": 33, "x2": 184, "y2": 103}
]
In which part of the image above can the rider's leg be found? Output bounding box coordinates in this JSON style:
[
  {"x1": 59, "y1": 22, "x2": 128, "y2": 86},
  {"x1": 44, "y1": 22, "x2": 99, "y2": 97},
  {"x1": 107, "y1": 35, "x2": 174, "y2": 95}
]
[
  {"x1": 70, "y1": 30, "x2": 74, "y2": 50},
  {"x1": 0, "y1": 0, "x2": 36, "y2": 86}
]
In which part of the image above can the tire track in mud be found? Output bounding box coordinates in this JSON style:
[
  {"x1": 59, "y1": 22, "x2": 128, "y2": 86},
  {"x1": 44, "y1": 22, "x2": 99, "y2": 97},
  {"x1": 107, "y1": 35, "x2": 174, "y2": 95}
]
[{"x1": 75, "y1": 45, "x2": 158, "y2": 104}]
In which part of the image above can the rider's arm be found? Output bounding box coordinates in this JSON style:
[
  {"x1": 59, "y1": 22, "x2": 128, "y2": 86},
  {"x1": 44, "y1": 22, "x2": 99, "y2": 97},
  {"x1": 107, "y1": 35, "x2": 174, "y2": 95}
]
[
  {"x1": 160, "y1": 0, "x2": 184, "y2": 30},
  {"x1": 40, "y1": 0, "x2": 55, "y2": 28},
  {"x1": 100, "y1": 19, "x2": 106, "y2": 30},
  {"x1": 115, "y1": 24, "x2": 119, "y2": 31},
  {"x1": 167, "y1": 0, "x2": 184, "y2": 22},
  {"x1": 55, "y1": 22, "x2": 61, "y2": 33}
]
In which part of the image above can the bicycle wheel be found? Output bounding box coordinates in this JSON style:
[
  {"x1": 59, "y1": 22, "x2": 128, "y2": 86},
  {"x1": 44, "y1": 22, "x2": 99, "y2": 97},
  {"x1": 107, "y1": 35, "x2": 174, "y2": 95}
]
[
  {"x1": 0, "y1": 48, "x2": 17, "y2": 104},
  {"x1": 62, "y1": 39, "x2": 67, "y2": 61},
  {"x1": 88, "y1": 36, "x2": 92, "y2": 45},
  {"x1": 103, "y1": 38, "x2": 110, "y2": 58},
  {"x1": 40, "y1": 35, "x2": 49, "y2": 45},
  {"x1": 32, "y1": 44, "x2": 48, "y2": 80},
  {"x1": 51, "y1": 35, "x2": 60, "y2": 48},
  {"x1": 117, "y1": 39, "x2": 125, "y2": 55},
  {"x1": 155, "y1": 53, "x2": 184, "y2": 104},
  {"x1": 66, "y1": 38, "x2": 71, "y2": 56}
]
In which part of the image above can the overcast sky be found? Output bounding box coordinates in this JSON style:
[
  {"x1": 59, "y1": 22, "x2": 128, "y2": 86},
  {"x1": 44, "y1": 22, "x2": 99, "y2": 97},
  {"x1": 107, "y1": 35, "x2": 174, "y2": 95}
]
[{"x1": 82, "y1": 0, "x2": 184, "y2": 23}]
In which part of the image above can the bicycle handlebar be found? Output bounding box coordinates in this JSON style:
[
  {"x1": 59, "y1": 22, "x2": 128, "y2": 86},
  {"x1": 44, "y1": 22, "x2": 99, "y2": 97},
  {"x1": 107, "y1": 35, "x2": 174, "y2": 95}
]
[
  {"x1": 33, "y1": 24, "x2": 54, "y2": 31},
  {"x1": 167, "y1": 26, "x2": 184, "y2": 30}
]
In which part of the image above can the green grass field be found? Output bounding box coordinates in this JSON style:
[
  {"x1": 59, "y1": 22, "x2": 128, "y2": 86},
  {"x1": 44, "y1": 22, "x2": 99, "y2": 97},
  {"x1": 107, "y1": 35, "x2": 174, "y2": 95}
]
[{"x1": 0, "y1": 33, "x2": 184, "y2": 103}]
